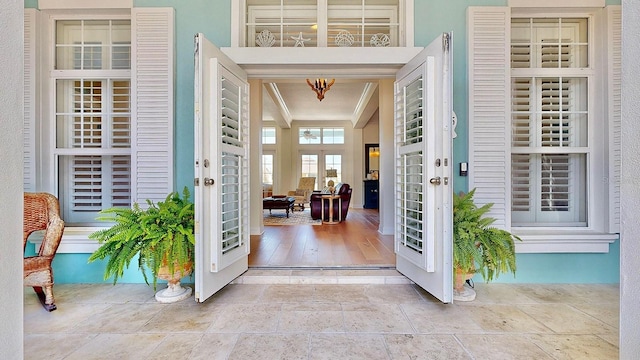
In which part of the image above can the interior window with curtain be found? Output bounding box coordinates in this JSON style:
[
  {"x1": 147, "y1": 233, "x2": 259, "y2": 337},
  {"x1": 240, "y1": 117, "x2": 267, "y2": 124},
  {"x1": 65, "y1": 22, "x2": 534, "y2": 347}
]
[
  {"x1": 54, "y1": 19, "x2": 132, "y2": 225},
  {"x1": 510, "y1": 17, "x2": 589, "y2": 227}
]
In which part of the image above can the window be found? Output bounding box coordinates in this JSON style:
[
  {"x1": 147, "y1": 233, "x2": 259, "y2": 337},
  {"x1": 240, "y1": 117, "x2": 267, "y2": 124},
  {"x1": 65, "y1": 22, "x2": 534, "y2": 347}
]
[
  {"x1": 54, "y1": 20, "x2": 132, "y2": 224},
  {"x1": 468, "y1": 6, "x2": 620, "y2": 252},
  {"x1": 262, "y1": 126, "x2": 276, "y2": 144},
  {"x1": 24, "y1": 8, "x2": 174, "y2": 234},
  {"x1": 242, "y1": 0, "x2": 403, "y2": 47},
  {"x1": 322, "y1": 127, "x2": 344, "y2": 144},
  {"x1": 298, "y1": 127, "x2": 344, "y2": 144},
  {"x1": 510, "y1": 17, "x2": 589, "y2": 227}
]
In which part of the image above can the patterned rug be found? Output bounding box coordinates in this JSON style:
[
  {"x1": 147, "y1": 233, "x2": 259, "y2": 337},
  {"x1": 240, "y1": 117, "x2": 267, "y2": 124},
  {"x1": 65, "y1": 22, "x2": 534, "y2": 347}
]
[{"x1": 263, "y1": 208, "x2": 322, "y2": 226}]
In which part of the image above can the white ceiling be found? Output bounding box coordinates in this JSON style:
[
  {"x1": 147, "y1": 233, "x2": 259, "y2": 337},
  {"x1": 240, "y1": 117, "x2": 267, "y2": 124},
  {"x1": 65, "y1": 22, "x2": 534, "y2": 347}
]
[{"x1": 261, "y1": 79, "x2": 379, "y2": 127}]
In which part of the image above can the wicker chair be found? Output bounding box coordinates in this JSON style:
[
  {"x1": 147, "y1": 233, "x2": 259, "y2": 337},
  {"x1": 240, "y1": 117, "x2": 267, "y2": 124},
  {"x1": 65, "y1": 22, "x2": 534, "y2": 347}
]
[{"x1": 23, "y1": 193, "x2": 65, "y2": 311}]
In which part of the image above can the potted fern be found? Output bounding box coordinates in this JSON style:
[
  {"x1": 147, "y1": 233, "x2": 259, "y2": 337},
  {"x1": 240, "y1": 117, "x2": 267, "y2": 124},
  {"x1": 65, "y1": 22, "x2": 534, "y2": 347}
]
[
  {"x1": 88, "y1": 187, "x2": 195, "y2": 303},
  {"x1": 453, "y1": 189, "x2": 520, "y2": 301}
]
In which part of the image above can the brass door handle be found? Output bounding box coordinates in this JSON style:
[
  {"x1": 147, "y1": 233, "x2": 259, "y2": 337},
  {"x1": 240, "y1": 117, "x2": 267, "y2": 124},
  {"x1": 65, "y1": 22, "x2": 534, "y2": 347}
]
[{"x1": 429, "y1": 177, "x2": 441, "y2": 185}]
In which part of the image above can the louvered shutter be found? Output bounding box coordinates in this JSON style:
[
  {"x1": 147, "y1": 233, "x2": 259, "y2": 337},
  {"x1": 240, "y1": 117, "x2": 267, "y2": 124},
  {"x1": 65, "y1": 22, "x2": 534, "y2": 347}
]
[
  {"x1": 467, "y1": 7, "x2": 511, "y2": 229},
  {"x1": 131, "y1": 7, "x2": 174, "y2": 205},
  {"x1": 607, "y1": 5, "x2": 621, "y2": 233},
  {"x1": 23, "y1": 9, "x2": 37, "y2": 192}
]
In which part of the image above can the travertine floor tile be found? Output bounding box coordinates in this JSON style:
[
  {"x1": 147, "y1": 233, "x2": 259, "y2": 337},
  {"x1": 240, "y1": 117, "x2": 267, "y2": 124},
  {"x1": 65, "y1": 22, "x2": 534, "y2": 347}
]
[
  {"x1": 278, "y1": 303, "x2": 345, "y2": 332},
  {"x1": 314, "y1": 284, "x2": 369, "y2": 303},
  {"x1": 189, "y1": 333, "x2": 239, "y2": 360},
  {"x1": 456, "y1": 334, "x2": 554, "y2": 359},
  {"x1": 260, "y1": 284, "x2": 316, "y2": 302},
  {"x1": 401, "y1": 302, "x2": 484, "y2": 334},
  {"x1": 206, "y1": 303, "x2": 281, "y2": 333},
  {"x1": 385, "y1": 334, "x2": 471, "y2": 359},
  {"x1": 463, "y1": 304, "x2": 551, "y2": 333},
  {"x1": 145, "y1": 333, "x2": 204, "y2": 360},
  {"x1": 468, "y1": 283, "x2": 540, "y2": 304},
  {"x1": 22, "y1": 280, "x2": 619, "y2": 360},
  {"x1": 208, "y1": 283, "x2": 267, "y2": 303},
  {"x1": 363, "y1": 284, "x2": 424, "y2": 303},
  {"x1": 529, "y1": 334, "x2": 619, "y2": 360},
  {"x1": 342, "y1": 303, "x2": 414, "y2": 333},
  {"x1": 310, "y1": 333, "x2": 389, "y2": 360},
  {"x1": 64, "y1": 333, "x2": 166, "y2": 360},
  {"x1": 570, "y1": 302, "x2": 620, "y2": 329},
  {"x1": 72, "y1": 303, "x2": 164, "y2": 333},
  {"x1": 24, "y1": 302, "x2": 111, "y2": 333},
  {"x1": 228, "y1": 333, "x2": 309, "y2": 360},
  {"x1": 518, "y1": 304, "x2": 616, "y2": 334},
  {"x1": 24, "y1": 333, "x2": 97, "y2": 359}
]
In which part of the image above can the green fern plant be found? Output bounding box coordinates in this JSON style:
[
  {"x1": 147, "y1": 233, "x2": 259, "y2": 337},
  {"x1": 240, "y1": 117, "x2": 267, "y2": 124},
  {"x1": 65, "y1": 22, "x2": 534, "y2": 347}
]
[
  {"x1": 88, "y1": 187, "x2": 195, "y2": 290},
  {"x1": 453, "y1": 188, "x2": 520, "y2": 282}
]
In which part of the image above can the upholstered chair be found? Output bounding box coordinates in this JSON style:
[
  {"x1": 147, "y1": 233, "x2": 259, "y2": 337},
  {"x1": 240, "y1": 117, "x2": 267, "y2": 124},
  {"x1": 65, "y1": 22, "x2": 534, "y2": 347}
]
[{"x1": 287, "y1": 176, "x2": 316, "y2": 210}]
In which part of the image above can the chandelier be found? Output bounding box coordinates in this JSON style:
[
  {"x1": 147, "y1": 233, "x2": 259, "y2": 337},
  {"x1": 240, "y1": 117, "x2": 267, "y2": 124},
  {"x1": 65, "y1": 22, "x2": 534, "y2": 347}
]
[{"x1": 306, "y1": 78, "x2": 335, "y2": 101}]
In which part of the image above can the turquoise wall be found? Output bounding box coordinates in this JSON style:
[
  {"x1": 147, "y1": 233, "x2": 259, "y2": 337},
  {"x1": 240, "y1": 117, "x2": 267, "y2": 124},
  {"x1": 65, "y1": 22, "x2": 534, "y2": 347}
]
[{"x1": 27, "y1": 0, "x2": 620, "y2": 284}]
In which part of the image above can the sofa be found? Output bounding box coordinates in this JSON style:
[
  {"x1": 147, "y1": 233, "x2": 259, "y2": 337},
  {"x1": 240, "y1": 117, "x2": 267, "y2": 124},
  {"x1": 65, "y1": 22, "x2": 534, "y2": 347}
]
[{"x1": 309, "y1": 183, "x2": 352, "y2": 221}]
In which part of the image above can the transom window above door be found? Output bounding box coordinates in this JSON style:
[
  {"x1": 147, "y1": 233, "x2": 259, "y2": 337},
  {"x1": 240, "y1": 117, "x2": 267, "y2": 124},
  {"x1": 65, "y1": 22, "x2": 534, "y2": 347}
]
[{"x1": 240, "y1": 0, "x2": 405, "y2": 47}]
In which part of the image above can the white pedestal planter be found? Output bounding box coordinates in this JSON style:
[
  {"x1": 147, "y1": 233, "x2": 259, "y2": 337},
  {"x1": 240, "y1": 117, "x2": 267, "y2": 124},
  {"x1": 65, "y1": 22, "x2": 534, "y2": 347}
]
[{"x1": 155, "y1": 281, "x2": 192, "y2": 303}]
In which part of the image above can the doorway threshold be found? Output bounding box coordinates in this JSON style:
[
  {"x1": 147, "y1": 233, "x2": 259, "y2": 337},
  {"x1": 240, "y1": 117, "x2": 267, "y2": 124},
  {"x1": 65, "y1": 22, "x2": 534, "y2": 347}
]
[{"x1": 234, "y1": 266, "x2": 411, "y2": 285}]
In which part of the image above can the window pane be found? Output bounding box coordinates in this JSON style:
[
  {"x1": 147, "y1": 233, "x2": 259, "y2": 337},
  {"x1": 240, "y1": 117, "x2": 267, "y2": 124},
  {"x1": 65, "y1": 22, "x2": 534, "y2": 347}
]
[
  {"x1": 510, "y1": 17, "x2": 588, "y2": 69},
  {"x1": 299, "y1": 128, "x2": 321, "y2": 144},
  {"x1": 322, "y1": 127, "x2": 344, "y2": 144},
  {"x1": 324, "y1": 154, "x2": 342, "y2": 184},
  {"x1": 511, "y1": 153, "x2": 586, "y2": 226},
  {"x1": 262, "y1": 126, "x2": 276, "y2": 144},
  {"x1": 511, "y1": 77, "x2": 588, "y2": 148},
  {"x1": 262, "y1": 154, "x2": 274, "y2": 184},
  {"x1": 56, "y1": 20, "x2": 131, "y2": 70},
  {"x1": 301, "y1": 154, "x2": 319, "y2": 189},
  {"x1": 58, "y1": 155, "x2": 131, "y2": 225},
  {"x1": 247, "y1": 0, "x2": 399, "y2": 47}
]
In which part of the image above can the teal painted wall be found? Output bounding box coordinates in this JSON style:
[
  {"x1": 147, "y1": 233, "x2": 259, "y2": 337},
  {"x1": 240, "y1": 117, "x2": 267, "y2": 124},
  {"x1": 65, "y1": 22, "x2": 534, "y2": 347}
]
[{"x1": 26, "y1": 0, "x2": 621, "y2": 284}]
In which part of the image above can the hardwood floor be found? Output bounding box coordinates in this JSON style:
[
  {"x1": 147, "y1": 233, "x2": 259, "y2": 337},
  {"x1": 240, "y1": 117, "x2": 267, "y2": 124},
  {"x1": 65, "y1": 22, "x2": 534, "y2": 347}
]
[{"x1": 249, "y1": 208, "x2": 395, "y2": 268}]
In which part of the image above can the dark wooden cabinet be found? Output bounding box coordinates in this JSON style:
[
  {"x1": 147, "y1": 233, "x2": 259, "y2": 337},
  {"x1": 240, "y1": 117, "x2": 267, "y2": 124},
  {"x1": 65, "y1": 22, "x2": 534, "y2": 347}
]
[{"x1": 363, "y1": 180, "x2": 379, "y2": 209}]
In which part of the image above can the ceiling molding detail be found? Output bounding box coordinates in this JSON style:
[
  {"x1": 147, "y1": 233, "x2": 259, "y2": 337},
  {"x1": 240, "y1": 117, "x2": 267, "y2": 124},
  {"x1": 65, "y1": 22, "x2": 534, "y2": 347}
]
[
  {"x1": 352, "y1": 82, "x2": 379, "y2": 128},
  {"x1": 263, "y1": 83, "x2": 292, "y2": 129}
]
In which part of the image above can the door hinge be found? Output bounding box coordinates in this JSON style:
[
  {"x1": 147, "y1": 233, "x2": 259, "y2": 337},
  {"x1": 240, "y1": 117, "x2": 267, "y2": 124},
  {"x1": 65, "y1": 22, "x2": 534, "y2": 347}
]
[{"x1": 442, "y1": 32, "x2": 450, "y2": 52}]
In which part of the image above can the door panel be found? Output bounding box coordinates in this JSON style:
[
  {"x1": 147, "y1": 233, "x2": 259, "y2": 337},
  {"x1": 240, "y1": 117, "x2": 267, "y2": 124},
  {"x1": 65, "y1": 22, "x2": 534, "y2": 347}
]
[
  {"x1": 194, "y1": 33, "x2": 250, "y2": 303},
  {"x1": 394, "y1": 33, "x2": 453, "y2": 303}
]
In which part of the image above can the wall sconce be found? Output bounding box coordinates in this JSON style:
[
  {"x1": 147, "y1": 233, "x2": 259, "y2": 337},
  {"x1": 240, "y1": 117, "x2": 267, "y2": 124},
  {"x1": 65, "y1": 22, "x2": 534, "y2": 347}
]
[{"x1": 306, "y1": 78, "x2": 335, "y2": 101}]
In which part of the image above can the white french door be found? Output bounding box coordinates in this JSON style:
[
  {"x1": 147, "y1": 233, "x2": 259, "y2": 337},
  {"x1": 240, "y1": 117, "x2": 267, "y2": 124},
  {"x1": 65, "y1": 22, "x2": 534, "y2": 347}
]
[
  {"x1": 299, "y1": 151, "x2": 343, "y2": 189},
  {"x1": 394, "y1": 33, "x2": 453, "y2": 303},
  {"x1": 194, "y1": 33, "x2": 250, "y2": 303}
]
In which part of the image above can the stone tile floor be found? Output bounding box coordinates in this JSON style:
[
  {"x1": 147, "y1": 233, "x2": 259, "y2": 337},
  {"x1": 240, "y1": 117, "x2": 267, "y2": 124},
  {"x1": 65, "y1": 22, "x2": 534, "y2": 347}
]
[{"x1": 24, "y1": 269, "x2": 619, "y2": 359}]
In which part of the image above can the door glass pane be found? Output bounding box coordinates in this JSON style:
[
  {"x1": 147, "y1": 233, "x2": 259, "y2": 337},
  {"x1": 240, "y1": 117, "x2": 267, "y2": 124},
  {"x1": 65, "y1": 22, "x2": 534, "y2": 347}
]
[
  {"x1": 301, "y1": 154, "x2": 318, "y2": 189},
  {"x1": 324, "y1": 154, "x2": 342, "y2": 186}
]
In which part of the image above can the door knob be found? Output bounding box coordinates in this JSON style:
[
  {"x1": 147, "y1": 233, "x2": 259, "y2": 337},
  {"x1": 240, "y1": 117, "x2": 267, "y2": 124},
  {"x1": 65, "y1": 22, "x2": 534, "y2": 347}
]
[
  {"x1": 429, "y1": 177, "x2": 441, "y2": 185},
  {"x1": 204, "y1": 177, "x2": 214, "y2": 186}
]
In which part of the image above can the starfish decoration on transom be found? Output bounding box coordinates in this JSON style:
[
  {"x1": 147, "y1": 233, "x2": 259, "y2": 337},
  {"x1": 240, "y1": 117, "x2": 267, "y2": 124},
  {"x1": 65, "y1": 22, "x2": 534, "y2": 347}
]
[{"x1": 291, "y1": 32, "x2": 310, "y2": 47}]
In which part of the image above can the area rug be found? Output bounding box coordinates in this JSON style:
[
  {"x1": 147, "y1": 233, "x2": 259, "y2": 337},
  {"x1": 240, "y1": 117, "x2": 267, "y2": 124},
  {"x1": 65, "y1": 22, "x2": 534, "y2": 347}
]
[{"x1": 263, "y1": 208, "x2": 322, "y2": 226}]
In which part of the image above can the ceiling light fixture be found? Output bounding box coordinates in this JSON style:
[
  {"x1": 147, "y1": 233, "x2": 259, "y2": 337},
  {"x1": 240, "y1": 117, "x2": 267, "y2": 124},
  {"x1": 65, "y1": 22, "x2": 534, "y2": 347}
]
[{"x1": 306, "y1": 78, "x2": 335, "y2": 101}]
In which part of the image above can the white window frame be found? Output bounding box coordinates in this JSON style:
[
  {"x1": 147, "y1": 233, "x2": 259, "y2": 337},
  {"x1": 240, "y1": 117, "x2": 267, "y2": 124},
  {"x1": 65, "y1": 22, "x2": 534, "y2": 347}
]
[
  {"x1": 24, "y1": 6, "x2": 174, "y2": 253},
  {"x1": 468, "y1": 4, "x2": 620, "y2": 253},
  {"x1": 231, "y1": 0, "x2": 414, "y2": 48}
]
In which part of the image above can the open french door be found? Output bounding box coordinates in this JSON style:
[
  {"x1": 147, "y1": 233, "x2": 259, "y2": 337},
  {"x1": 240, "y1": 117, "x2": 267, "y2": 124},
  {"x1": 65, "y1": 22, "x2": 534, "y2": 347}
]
[
  {"x1": 394, "y1": 33, "x2": 453, "y2": 303},
  {"x1": 194, "y1": 33, "x2": 250, "y2": 303}
]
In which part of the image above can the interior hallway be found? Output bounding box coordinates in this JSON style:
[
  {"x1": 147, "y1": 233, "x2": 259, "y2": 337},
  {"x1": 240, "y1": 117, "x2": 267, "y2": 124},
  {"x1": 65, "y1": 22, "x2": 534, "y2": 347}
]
[{"x1": 24, "y1": 271, "x2": 619, "y2": 359}]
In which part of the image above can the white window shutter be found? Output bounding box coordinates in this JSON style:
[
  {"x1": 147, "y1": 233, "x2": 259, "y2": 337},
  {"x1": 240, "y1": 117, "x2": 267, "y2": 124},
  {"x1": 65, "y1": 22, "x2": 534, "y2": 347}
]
[
  {"x1": 467, "y1": 6, "x2": 511, "y2": 229},
  {"x1": 607, "y1": 5, "x2": 621, "y2": 233},
  {"x1": 131, "y1": 7, "x2": 174, "y2": 205},
  {"x1": 23, "y1": 9, "x2": 37, "y2": 192}
]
